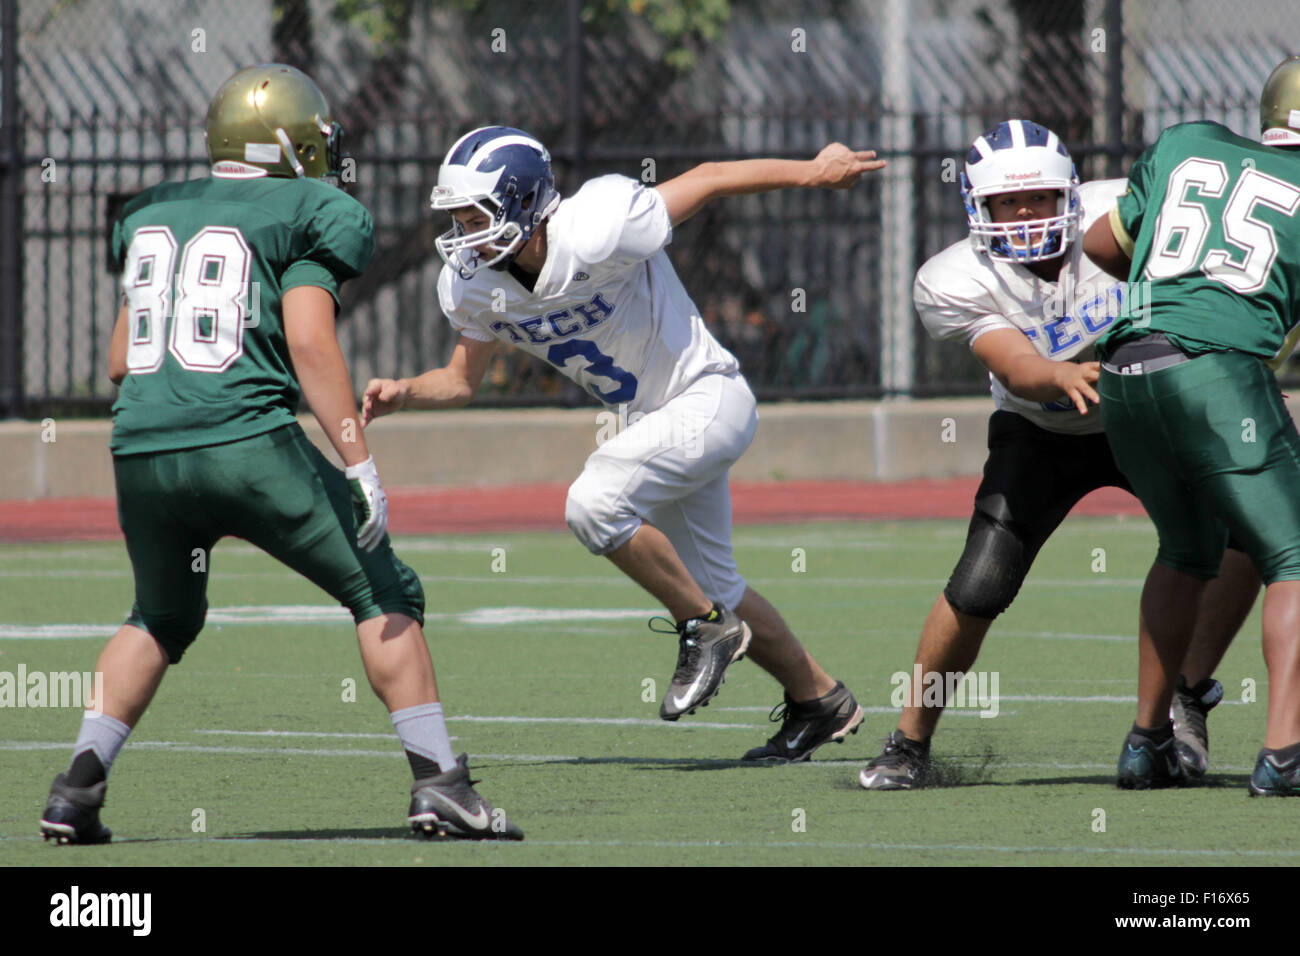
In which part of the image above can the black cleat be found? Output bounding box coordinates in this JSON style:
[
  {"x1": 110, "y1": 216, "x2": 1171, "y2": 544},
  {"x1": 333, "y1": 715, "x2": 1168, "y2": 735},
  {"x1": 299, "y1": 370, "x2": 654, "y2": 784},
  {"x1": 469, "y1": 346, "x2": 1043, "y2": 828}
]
[
  {"x1": 858, "y1": 730, "x2": 932, "y2": 790},
  {"x1": 743, "y1": 681, "x2": 864, "y2": 762},
  {"x1": 40, "y1": 773, "x2": 112, "y2": 845},
  {"x1": 1248, "y1": 748, "x2": 1300, "y2": 797},
  {"x1": 408, "y1": 754, "x2": 524, "y2": 840},
  {"x1": 1170, "y1": 676, "x2": 1221, "y2": 779},
  {"x1": 1116, "y1": 730, "x2": 1184, "y2": 790},
  {"x1": 656, "y1": 605, "x2": 752, "y2": 721}
]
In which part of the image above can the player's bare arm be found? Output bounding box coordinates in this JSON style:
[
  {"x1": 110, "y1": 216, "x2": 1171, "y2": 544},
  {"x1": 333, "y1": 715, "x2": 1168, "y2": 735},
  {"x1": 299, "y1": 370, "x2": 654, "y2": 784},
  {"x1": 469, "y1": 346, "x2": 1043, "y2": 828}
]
[
  {"x1": 1082, "y1": 208, "x2": 1132, "y2": 281},
  {"x1": 655, "y1": 143, "x2": 887, "y2": 227},
  {"x1": 283, "y1": 285, "x2": 372, "y2": 468},
  {"x1": 107, "y1": 303, "x2": 129, "y2": 385},
  {"x1": 972, "y1": 327, "x2": 1100, "y2": 415},
  {"x1": 362, "y1": 333, "x2": 497, "y2": 425}
]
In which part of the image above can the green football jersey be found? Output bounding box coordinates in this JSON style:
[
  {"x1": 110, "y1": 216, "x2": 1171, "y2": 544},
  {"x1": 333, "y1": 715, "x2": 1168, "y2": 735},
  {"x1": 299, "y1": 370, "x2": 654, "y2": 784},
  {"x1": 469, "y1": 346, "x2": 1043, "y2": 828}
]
[
  {"x1": 1098, "y1": 121, "x2": 1300, "y2": 363},
  {"x1": 110, "y1": 174, "x2": 373, "y2": 454}
]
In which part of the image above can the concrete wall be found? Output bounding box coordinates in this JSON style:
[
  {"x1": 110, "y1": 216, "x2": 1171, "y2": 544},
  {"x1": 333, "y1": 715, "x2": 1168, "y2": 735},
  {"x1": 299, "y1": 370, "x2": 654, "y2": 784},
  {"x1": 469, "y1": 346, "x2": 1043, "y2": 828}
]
[
  {"x1": 13, "y1": 394, "x2": 1299, "y2": 499},
  {"x1": 2, "y1": 398, "x2": 1004, "y2": 499}
]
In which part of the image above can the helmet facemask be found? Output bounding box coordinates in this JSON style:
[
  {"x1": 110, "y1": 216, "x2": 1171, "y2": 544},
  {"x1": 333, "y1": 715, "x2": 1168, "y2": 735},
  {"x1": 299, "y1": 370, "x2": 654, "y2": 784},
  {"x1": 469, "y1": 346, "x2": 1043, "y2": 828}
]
[
  {"x1": 434, "y1": 195, "x2": 527, "y2": 277},
  {"x1": 963, "y1": 178, "x2": 1080, "y2": 263},
  {"x1": 318, "y1": 117, "x2": 345, "y2": 184}
]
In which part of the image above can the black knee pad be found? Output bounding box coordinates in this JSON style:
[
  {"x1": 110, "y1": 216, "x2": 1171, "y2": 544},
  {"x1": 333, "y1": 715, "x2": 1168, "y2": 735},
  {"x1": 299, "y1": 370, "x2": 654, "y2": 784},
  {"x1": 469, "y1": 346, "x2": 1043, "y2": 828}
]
[
  {"x1": 942, "y1": 509, "x2": 1030, "y2": 620},
  {"x1": 126, "y1": 610, "x2": 202, "y2": 665}
]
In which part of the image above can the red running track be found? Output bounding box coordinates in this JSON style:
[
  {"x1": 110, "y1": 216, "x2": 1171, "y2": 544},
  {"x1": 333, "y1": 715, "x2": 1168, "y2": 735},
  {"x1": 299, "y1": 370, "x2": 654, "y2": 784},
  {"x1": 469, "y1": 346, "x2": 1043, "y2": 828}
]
[{"x1": 0, "y1": 479, "x2": 1144, "y2": 543}]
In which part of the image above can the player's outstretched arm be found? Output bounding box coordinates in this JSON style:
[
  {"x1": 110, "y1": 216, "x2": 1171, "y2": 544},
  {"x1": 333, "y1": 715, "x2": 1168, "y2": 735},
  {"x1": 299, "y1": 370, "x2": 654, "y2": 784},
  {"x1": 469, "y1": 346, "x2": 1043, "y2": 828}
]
[
  {"x1": 972, "y1": 328, "x2": 1100, "y2": 415},
  {"x1": 362, "y1": 334, "x2": 497, "y2": 426},
  {"x1": 655, "y1": 143, "x2": 887, "y2": 227},
  {"x1": 1083, "y1": 207, "x2": 1132, "y2": 281}
]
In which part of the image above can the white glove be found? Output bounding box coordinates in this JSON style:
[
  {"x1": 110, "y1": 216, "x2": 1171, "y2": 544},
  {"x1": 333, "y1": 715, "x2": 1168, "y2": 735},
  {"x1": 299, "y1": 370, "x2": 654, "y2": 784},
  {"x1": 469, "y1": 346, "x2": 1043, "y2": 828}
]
[{"x1": 345, "y1": 456, "x2": 388, "y2": 552}]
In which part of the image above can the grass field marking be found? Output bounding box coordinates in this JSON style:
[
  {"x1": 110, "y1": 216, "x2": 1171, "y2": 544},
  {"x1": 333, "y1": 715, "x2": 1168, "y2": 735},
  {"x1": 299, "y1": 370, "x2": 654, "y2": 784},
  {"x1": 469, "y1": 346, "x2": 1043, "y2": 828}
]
[
  {"x1": 0, "y1": 740, "x2": 576, "y2": 761},
  {"x1": 348, "y1": 539, "x2": 522, "y2": 554},
  {"x1": 192, "y1": 715, "x2": 763, "y2": 734},
  {"x1": 742, "y1": 577, "x2": 1145, "y2": 589},
  {"x1": 4, "y1": 835, "x2": 1294, "y2": 859},
  {"x1": 449, "y1": 715, "x2": 759, "y2": 730},
  {"x1": 731, "y1": 527, "x2": 972, "y2": 546},
  {"x1": 193, "y1": 729, "x2": 403, "y2": 740},
  {"x1": 718, "y1": 705, "x2": 1014, "y2": 718},
  {"x1": 0, "y1": 568, "x2": 634, "y2": 586},
  {"x1": 0, "y1": 739, "x2": 1262, "y2": 773},
  {"x1": 992, "y1": 694, "x2": 1247, "y2": 705},
  {"x1": 1035, "y1": 521, "x2": 1153, "y2": 538},
  {"x1": 0, "y1": 569, "x2": 129, "y2": 579},
  {"x1": 454, "y1": 607, "x2": 655, "y2": 625},
  {"x1": 0, "y1": 623, "x2": 118, "y2": 639},
  {"x1": 0, "y1": 547, "x2": 125, "y2": 562},
  {"x1": 0, "y1": 741, "x2": 405, "y2": 757},
  {"x1": 992, "y1": 629, "x2": 1133, "y2": 642},
  {"x1": 176, "y1": 538, "x2": 518, "y2": 556},
  {"x1": 725, "y1": 701, "x2": 1022, "y2": 717},
  {"x1": 0, "y1": 605, "x2": 663, "y2": 639},
  {"x1": 728, "y1": 694, "x2": 1250, "y2": 709},
  {"x1": 0, "y1": 569, "x2": 1150, "y2": 589},
  {"x1": 501, "y1": 841, "x2": 1300, "y2": 858}
]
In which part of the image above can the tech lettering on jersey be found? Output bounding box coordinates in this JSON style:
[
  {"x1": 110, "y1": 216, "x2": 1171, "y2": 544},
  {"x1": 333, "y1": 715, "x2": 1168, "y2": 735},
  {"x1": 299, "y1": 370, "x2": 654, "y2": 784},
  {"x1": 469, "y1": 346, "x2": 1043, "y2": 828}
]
[
  {"x1": 490, "y1": 291, "x2": 615, "y2": 344},
  {"x1": 1021, "y1": 282, "x2": 1123, "y2": 356}
]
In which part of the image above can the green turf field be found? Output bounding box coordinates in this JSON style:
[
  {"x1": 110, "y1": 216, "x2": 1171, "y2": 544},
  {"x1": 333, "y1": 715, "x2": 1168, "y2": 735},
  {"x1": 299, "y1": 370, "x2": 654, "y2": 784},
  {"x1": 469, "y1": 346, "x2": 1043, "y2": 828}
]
[{"x1": 1, "y1": 516, "x2": 1292, "y2": 867}]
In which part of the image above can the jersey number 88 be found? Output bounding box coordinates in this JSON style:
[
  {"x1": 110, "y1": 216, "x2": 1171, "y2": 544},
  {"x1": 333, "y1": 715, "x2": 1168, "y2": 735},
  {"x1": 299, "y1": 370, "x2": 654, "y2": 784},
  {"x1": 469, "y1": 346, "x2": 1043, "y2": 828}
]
[{"x1": 121, "y1": 225, "x2": 253, "y2": 375}]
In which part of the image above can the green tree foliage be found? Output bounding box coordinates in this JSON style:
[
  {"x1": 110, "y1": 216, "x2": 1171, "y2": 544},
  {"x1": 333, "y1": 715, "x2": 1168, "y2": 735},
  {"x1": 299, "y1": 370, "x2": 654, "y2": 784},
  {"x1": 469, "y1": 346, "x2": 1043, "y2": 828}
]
[
  {"x1": 330, "y1": 0, "x2": 419, "y2": 53},
  {"x1": 584, "y1": 0, "x2": 732, "y2": 70},
  {"x1": 326, "y1": 0, "x2": 732, "y2": 69}
]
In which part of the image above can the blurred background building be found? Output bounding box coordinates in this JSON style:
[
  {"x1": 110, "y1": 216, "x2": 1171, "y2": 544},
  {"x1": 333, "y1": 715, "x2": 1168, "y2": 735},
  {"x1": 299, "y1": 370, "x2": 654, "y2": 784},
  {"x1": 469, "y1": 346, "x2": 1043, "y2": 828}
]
[{"x1": 1, "y1": 0, "x2": 1296, "y2": 418}]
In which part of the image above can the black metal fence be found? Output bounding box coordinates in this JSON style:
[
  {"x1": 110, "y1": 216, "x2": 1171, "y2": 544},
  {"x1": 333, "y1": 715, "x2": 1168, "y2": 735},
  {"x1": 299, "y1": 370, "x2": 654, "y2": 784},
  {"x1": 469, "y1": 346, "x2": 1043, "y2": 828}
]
[{"x1": 3, "y1": 0, "x2": 1298, "y2": 417}]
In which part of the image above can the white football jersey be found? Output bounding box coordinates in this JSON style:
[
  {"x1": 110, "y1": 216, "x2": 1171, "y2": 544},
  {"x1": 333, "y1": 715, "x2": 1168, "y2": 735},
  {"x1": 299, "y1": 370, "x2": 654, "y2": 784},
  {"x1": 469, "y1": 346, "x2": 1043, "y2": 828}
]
[
  {"x1": 914, "y1": 179, "x2": 1128, "y2": 435},
  {"x1": 438, "y1": 174, "x2": 739, "y2": 415}
]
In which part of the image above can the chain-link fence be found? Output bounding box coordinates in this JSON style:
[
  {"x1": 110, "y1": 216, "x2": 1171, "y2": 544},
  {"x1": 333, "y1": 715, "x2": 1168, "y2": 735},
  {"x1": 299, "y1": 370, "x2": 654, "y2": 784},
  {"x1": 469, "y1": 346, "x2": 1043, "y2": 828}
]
[{"x1": 3, "y1": 0, "x2": 1298, "y2": 417}]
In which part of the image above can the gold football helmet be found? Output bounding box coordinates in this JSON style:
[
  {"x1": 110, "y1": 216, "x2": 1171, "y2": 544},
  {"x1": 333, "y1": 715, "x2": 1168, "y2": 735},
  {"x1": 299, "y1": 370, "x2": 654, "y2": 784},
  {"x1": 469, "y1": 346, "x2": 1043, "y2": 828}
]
[
  {"x1": 205, "y1": 63, "x2": 343, "y2": 179},
  {"x1": 1261, "y1": 54, "x2": 1300, "y2": 146}
]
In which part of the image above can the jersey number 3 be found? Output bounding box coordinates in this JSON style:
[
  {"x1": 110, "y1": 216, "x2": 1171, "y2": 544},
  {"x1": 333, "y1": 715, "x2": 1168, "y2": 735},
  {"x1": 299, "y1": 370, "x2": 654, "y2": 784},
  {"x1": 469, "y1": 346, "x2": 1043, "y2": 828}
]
[
  {"x1": 121, "y1": 225, "x2": 253, "y2": 374},
  {"x1": 546, "y1": 339, "x2": 638, "y2": 403}
]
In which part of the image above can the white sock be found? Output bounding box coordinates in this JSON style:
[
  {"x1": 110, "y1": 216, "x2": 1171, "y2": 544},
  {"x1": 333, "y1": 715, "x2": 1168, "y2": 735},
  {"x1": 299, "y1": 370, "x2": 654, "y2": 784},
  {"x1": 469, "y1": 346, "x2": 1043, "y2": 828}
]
[
  {"x1": 390, "y1": 702, "x2": 457, "y2": 774},
  {"x1": 70, "y1": 712, "x2": 132, "y2": 778}
]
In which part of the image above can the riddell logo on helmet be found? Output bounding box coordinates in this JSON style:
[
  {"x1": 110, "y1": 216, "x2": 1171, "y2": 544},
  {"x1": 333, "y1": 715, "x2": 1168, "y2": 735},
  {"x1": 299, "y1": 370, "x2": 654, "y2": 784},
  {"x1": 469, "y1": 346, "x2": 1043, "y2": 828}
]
[
  {"x1": 1263, "y1": 128, "x2": 1300, "y2": 145},
  {"x1": 1004, "y1": 170, "x2": 1043, "y2": 180}
]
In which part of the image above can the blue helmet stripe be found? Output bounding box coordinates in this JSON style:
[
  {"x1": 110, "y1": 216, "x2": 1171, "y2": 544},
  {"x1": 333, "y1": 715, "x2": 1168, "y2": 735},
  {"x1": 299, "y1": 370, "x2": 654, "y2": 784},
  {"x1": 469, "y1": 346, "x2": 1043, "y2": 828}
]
[
  {"x1": 1018, "y1": 121, "x2": 1049, "y2": 147},
  {"x1": 969, "y1": 119, "x2": 1070, "y2": 164},
  {"x1": 984, "y1": 121, "x2": 1016, "y2": 150},
  {"x1": 444, "y1": 126, "x2": 514, "y2": 168}
]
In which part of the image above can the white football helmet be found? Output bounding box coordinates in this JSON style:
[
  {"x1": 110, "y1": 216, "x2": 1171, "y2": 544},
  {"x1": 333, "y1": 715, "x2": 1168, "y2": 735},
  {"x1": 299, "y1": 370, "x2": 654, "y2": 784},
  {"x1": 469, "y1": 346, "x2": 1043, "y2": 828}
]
[
  {"x1": 431, "y1": 126, "x2": 561, "y2": 278},
  {"x1": 961, "y1": 119, "x2": 1080, "y2": 263}
]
